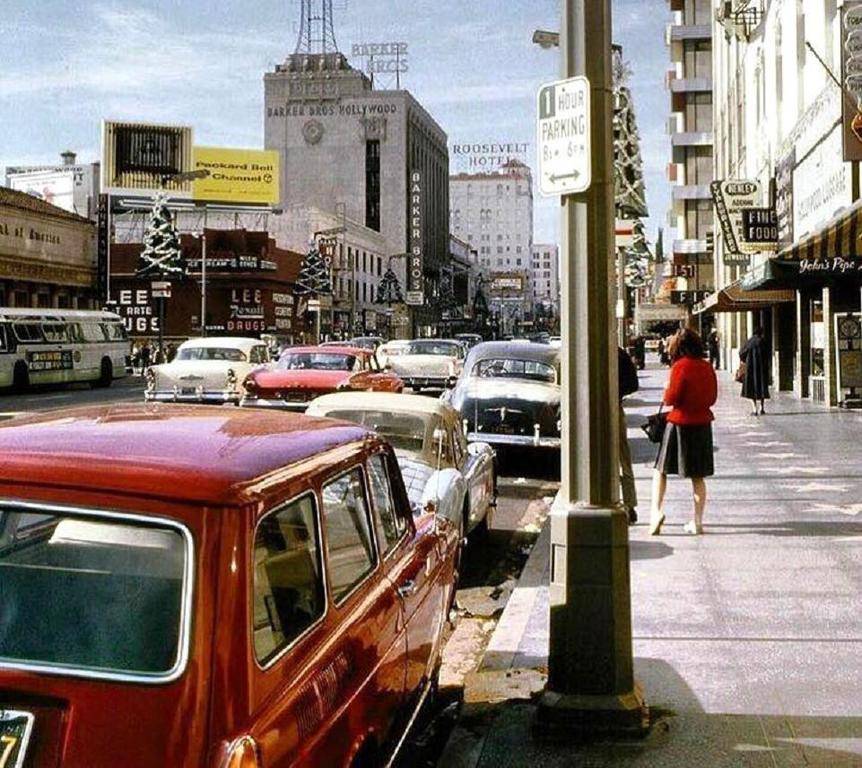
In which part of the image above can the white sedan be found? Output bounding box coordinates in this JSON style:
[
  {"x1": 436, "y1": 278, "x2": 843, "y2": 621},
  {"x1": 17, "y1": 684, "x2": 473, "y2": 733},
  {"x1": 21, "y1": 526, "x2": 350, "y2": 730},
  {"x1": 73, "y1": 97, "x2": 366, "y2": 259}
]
[
  {"x1": 386, "y1": 339, "x2": 466, "y2": 392},
  {"x1": 145, "y1": 337, "x2": 270, "y2": 405},
  {"x1": 306, "y1": 391, "x2": 496, "y2": 539}
]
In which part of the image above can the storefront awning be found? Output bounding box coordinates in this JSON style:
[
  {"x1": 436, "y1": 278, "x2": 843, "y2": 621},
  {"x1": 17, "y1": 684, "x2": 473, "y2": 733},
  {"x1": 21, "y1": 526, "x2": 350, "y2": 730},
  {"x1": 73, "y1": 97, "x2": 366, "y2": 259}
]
[
  {"x1": 739, "y1": 199, "x2": 862, "y2": 292},
  {"x1": 693, "y1": 281, "x2": 795, "y2": 315}
]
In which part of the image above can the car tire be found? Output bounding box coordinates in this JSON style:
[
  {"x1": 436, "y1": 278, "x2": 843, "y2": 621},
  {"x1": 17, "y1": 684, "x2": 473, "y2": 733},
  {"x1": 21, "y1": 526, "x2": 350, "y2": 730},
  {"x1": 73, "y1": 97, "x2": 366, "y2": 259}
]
[
  {"x1": 93, "y1": 358, "x2": 112, "y2": 388},
  {"x1": 12, "y1": 362, "x2": 29, "y2": 394}
]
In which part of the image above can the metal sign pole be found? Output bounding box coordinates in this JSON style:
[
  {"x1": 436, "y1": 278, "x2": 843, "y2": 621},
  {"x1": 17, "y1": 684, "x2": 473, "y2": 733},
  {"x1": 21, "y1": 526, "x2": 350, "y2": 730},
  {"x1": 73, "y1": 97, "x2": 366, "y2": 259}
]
[{"x1": 539, "y1": 0, "x2": 647, "y2": 737}]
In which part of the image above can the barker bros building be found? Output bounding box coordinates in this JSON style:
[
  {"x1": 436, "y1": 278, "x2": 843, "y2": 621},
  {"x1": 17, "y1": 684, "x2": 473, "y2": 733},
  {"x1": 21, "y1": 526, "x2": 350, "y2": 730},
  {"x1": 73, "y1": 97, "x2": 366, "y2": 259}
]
[
  {"x1": 0, "y1": 187, "x2": 97, "y2": 309},
  {"x1": 264, "y1": 52, "x2": 450, "y2": 335}
]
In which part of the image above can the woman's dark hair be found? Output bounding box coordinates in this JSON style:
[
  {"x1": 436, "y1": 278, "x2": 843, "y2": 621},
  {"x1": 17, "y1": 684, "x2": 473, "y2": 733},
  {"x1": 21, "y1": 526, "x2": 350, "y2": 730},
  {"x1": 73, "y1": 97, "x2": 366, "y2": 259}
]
[
  {"x1": 753, "y1": 326, "x2": 764, "y2": 337},
  {"x1": 668, "y1": 328, "x2": 705, "y2": 362}
]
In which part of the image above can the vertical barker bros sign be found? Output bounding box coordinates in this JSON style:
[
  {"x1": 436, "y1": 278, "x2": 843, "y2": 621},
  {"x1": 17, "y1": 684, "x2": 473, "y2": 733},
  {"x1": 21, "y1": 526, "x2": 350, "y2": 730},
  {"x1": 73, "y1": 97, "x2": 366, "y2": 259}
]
[{"x1": 406, "y1": 170, "x2": 424, "y2": 306}]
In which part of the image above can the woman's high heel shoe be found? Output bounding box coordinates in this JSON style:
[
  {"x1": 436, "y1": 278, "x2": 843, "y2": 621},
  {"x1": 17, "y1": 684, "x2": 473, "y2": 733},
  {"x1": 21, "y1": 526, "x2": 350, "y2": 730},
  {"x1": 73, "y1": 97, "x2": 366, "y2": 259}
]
[{"x1": 649, "y1": 513, "x2": 665, "y2": 536}]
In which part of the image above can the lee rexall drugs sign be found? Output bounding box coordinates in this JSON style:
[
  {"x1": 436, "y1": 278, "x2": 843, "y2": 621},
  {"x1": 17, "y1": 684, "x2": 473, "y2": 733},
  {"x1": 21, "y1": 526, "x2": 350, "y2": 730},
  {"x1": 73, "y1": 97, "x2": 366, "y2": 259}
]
[{"x1": 537, "y1": 77, "x2": 591, "y2": 196}]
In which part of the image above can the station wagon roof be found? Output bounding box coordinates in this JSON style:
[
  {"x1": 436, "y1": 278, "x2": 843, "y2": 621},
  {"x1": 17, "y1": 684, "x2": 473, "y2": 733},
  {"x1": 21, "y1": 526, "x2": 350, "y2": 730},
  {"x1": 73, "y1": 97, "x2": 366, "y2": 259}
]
[{"x1": 0, "y1": 405, "x2": 374, "y2": 505}]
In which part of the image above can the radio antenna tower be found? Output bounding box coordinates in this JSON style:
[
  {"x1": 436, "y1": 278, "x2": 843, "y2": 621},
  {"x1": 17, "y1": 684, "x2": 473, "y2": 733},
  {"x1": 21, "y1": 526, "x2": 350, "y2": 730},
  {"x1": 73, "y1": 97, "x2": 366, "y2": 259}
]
[{"x1": 295, "y1": 0, "x2": 339, "y2": 54}]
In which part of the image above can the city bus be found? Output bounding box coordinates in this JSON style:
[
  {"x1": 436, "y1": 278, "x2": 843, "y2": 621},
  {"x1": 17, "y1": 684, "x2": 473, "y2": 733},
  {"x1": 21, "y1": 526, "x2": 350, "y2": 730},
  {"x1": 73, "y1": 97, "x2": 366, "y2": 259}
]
[{"x1": 0, "y1": 309, "x2": 129, "y2": 392}]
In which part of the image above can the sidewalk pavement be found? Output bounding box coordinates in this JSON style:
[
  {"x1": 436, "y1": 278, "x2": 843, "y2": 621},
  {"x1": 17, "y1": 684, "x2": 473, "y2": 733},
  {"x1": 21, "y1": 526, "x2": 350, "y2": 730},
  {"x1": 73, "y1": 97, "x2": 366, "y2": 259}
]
[{"x1": 440, "y1": 364, "x2": 862, "y2": 767}]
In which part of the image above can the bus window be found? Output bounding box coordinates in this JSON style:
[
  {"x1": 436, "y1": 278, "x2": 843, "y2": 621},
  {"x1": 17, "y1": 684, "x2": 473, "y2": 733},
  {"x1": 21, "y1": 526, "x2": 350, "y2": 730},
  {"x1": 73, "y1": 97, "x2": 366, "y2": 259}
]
[
  {"x1": 0, "y1": 324, "x2": 8, "y2": 353},
  {"x1": 43, "y1": 324, "x2": 69, "y2": 343},
  {"x1": 13, "y1": 323, "x2": 44, "y2": 344},
  {"x1": 82, "y1": 323, "x2": 107, "y2": 343},
  {"x1": 101, "y1": 323, "x2": 127, "y2": 341},
  {"x1": 67, "y1": 323, "x2": 85, "y2": 343}
]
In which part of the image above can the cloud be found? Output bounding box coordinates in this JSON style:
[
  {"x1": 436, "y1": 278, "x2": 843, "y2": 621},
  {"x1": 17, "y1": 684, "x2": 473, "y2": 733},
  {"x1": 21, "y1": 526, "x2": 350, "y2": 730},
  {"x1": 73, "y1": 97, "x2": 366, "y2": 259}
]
[{"x1": 0, "y1": 3, "x2": 276, "y2": 99}]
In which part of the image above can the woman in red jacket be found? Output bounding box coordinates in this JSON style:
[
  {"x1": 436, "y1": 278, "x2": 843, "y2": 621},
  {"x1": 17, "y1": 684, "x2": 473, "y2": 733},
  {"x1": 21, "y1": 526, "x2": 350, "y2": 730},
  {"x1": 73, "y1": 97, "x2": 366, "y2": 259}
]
[{"x1": 650, "y1": 328, "x2": 717, "y2": 535}]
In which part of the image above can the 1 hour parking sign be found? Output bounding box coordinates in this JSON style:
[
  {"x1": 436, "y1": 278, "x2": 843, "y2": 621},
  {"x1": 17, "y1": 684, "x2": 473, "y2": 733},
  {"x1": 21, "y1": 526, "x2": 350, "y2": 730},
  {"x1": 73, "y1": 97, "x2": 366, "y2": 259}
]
[{"x1": 537, "y1": 76, "x2": 591, "y2": 196}]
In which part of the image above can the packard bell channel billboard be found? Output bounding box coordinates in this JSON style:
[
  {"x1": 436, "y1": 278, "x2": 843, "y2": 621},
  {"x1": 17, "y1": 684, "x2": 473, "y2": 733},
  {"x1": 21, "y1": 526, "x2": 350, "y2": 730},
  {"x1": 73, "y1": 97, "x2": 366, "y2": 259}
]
[{"x1": 191, "y1": 147, "x2": 280, "y2": 205}]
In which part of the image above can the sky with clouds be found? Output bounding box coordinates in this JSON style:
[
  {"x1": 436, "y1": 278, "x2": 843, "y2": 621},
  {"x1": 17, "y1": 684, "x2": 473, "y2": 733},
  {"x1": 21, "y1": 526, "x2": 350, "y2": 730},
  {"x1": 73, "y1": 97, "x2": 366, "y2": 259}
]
[{"x1": 0, "y1": 0, "x2": 670, "y2": 244}]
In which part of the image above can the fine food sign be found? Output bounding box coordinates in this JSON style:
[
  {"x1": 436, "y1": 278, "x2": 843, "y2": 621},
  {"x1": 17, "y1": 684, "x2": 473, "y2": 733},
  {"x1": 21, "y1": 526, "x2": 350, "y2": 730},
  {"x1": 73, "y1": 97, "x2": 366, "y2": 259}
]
[{"x1": 537, "y1": 76, "x2": 591, "y2": 197}]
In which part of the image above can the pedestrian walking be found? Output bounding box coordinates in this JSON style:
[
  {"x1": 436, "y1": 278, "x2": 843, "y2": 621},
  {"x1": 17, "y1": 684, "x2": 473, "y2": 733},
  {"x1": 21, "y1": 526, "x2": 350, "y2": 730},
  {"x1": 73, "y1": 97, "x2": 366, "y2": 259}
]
[
  {"x1": 739, "y1": 327, "x2": 770, "y2": 415},
  {"x1": 707, "y1": 329, "x2": 720, "y2": 369},
  {"x1": 131, "y1": 342, "x2": 141, "y2": 375},
  {"x1": 650, "y1": 328, "x2": 717, "y2": 536},
  {"x1": 634, "y1": 335, "x2": 646, "y2": 370},
  {"x1": 140, "y1": 342, "x2": 151, "y2": 371},
  {"x1": 618, "y1": 346, "x2": 639, "y2": 525},
  {"x1": 657, "y1": 338, "x2": 667, "y2": 365}
]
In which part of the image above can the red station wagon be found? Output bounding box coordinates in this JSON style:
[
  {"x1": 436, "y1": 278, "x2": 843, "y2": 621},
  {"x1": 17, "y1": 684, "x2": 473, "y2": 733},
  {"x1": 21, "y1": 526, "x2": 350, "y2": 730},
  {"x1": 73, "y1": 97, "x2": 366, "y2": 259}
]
[{"x1": 0, "y1": 405, "x2": 458, "y2": 768}]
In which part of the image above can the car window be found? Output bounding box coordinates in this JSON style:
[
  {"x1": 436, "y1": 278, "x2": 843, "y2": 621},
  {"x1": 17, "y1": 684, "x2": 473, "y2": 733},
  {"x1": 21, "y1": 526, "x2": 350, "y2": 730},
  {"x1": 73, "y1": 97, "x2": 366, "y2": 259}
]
[
  {"x1": 367, "y1": 454, "x2": 405, "y2": 555},
  {"x1": 406, "y1": 341, "x2": 461, "y2": 357},
  {"x1": 474, "y1": 358, "x2": 557, "y2": 383},
  {"x1": 0, "y1": 324, "x2": 8, "y2": 352},
  {"x1": 322, "y1": 469, "x2": 377, "y2": 603},
  {"x1": 0, "y1": 508, "x2": 188, "y2": 678},
  {"x1": 279, "y1": 352, "x2": 356, "y2": 371},
  {"x1": 176, "y1": 347, "x2": 247, "y2": 362},
  {"x1": 252, "y1": 495, "x2": 326, "y2": 665},
  {"x1": 324, "y1": 409, "x2": 428, "y2": 454}
]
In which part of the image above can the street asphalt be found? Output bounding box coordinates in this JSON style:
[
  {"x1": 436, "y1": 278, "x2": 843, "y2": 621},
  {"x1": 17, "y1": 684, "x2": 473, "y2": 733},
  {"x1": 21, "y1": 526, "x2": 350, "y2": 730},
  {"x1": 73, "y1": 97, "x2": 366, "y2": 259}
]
[
  {"x1": 440, "y1": 359, "x2": 862, "y2": 768},
  {"x1": 0, "y1": 374, "x2": 145, "y2": 417}
]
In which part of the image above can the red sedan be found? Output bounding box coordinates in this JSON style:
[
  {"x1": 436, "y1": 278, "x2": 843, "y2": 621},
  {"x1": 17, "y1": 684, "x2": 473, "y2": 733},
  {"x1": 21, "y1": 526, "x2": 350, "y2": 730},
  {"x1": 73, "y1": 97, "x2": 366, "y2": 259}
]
[
  {"x1": 241, "y1": 346, "x2": 404, "y2": 411},
  {"x1": 0, "y1": 405, "x2": 458, "y2": 767}
]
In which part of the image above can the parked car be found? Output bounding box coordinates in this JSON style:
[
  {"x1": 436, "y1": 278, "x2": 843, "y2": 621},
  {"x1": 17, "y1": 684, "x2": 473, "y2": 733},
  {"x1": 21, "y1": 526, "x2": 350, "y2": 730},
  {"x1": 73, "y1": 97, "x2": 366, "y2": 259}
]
[
  {"x1": 307, "y1": 392, "x2": 496, "y2": 538},
  {"x1": 145, "y1": 336, "x2": 270, "y2": 404},
  {"x1": 447, "y1": 341, "x2": 561, "y2": 451},
  {"x1": 376, "y1": 339, "x2": 411, "y2": 369},
  {"x1": 387, "y1": 339, "x2": 466, "y2": 392},
  {"x1": 0, "y1": 405, "x2": 459, "y2": 768},
  {"x1": 241, "y1": 345, "x2": 403, "y2": 410},
  {"x1": 454, "y1": 333, "x2": 484, "y2": 350}
]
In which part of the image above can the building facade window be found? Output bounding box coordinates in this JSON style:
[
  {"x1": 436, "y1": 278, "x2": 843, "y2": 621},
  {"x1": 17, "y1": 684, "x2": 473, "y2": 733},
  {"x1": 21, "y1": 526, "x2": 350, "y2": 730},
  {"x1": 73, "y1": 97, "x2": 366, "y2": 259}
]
[{"x1": 365, "y1": 140, "x2": 381, "y2": 232}]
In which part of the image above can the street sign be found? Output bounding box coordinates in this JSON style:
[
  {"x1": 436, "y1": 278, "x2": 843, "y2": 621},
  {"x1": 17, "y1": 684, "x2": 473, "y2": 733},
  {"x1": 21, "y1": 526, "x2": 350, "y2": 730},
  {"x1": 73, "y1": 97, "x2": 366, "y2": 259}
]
[
  {"x1": 537, "y1": 76, "x2": 591, "y2": 197},
  {"x1": 405, "y1": 290, "x2": 424, "y2": 306},
  {"x1": 151, "y1": 281, "x2": 172, "y2": 299}
]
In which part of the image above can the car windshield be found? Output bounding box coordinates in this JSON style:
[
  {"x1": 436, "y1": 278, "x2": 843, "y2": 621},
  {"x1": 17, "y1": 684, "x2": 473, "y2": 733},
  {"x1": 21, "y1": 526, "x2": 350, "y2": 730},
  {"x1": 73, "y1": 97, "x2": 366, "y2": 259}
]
[
  {"x1": 406, "y1": 341, "x2": 461, "y2": 357},
  {"x1": 0, "y1": 508, "x2": 188, "y2": 678},
  {"x1": 176, "y1": 346, "x2": 246, "y2": 362},
  {"x1": 474, "y1": 358, "x2": 558, "y2": 384},
  {"x1": 279, "y1": 352, "x2": 360, "y2": 371},
  {"x1": 324, "y1": 409, "x2": 429, "y2": 454}
]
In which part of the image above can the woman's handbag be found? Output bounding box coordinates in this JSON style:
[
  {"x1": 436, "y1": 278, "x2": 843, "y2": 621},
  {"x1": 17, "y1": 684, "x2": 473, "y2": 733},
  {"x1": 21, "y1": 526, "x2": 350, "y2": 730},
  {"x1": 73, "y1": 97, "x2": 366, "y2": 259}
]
[
  {"x1": 641, "y1": 405, "x2": 667, "y2": 444},
  {"x1": 735, "y1": 361, "x2": 747, "y2": 383}
]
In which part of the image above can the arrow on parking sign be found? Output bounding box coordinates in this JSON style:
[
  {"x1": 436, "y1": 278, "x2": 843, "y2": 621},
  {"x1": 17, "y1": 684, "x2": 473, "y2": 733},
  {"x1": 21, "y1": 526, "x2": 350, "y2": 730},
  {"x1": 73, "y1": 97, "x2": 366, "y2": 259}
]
[{"x1": 548, "y1": 171, "x2": 581, "y2": 183}]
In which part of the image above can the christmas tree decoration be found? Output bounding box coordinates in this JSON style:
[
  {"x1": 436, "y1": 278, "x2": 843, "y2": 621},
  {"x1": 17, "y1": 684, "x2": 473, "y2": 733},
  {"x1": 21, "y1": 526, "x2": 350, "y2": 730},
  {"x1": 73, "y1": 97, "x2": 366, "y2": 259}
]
[
  {"x1": 293, "y1": 247, "x2": 333, "y2": 297},
  {"x1": 376, "y1": 265, "x2": 404, "y2": 304},
  {"x1": 437, "y1": 274, "x2": 459, "y2": 316},
  {"x1": 137, "y1": 192, "x2": 185, "y2": 278}
]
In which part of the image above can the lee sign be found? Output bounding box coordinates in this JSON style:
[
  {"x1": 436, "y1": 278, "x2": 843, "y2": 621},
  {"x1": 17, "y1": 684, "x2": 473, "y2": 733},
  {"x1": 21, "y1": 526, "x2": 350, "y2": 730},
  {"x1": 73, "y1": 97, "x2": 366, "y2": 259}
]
[{"x1": 537, "y1": 76, "x2": 591, "y2": 197}]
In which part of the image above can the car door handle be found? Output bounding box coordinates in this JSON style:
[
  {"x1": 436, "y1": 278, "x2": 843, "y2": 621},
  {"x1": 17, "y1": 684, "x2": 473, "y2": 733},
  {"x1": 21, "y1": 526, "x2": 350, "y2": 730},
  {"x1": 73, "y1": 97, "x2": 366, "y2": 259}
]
[{"x1": 397, "y1": 580, "x2": 417, "y2": 598}]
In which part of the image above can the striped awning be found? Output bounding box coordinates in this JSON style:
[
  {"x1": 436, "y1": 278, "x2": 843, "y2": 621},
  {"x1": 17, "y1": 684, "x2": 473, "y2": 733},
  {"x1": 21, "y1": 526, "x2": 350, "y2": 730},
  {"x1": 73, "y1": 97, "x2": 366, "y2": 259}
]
[
  {"x1": 781, "y1": 199, "x2": 862, "y2": 261},
  {"x1": 693, "y1": 281, "x2": 795, "y2": 315}
]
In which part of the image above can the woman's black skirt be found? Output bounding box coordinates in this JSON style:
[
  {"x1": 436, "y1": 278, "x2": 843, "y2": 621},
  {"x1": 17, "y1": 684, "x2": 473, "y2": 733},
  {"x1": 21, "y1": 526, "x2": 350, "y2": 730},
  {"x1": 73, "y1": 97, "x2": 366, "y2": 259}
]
[{"x1": 654, "y1": 422, "x2": 714, "y2": 478}]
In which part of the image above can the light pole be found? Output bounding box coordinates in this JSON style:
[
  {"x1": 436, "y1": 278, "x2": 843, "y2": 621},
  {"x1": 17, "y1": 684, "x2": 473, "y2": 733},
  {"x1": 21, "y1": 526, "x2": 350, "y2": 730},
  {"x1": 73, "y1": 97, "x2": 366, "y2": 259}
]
[{"x1": 535, "y1": 0, "x2": 647, "y2": 736}]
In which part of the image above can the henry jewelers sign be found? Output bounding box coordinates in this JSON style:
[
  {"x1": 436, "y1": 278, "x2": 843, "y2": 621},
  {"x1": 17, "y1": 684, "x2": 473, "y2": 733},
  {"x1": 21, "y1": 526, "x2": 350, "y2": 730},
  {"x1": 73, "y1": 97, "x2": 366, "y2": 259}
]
[
  {"x1": 406, "y1": 170, "x2": 424, "y2": 306},
  {"x1": 710, "y1": 179, "x2": 761, "y2": 263}
]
